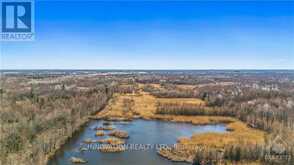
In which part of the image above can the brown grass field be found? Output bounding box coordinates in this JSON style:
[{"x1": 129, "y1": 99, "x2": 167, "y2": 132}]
[
  {"x1": 96, "y1": 90, "x2": 266, "y2": 144},
  {"x1": 95, "y1": 84, "x2": 266, "y2": 164}
]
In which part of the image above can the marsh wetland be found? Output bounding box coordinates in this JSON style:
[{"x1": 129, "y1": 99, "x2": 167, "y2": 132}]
[
  {"x1": 1, "y1": 70, "x2": 294, "y2": 165},
  {"x1": 48, "y1": 120, "x2": 227, "y2": 165}
]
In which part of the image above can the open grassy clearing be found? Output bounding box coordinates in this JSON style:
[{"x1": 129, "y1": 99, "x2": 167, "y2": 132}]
[
  {"x1": 175, "y1": 84, "x2": 197, "y2": 90},
  {"x1": 95, "y1": 88, "x2": 266, "y2": 163},
  {"x1": 157, "y1": 98, "x2": 205, "y2": 105},
  {"x1": 96, "y1": 91, "x2": 265, "y2": 142},
  {"x1": 96, "y1": 93, "x2": 136, "y2": 120}
]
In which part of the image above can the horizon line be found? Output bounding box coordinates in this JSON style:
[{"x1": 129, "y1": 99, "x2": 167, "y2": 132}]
[{"x1": 1, "y1": 69, "x2": 294, "y2": 71}]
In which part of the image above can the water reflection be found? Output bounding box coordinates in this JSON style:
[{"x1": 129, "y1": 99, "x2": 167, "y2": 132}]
[{"x1": 48, "y1": 120, "x2": 226, "y2": 165}]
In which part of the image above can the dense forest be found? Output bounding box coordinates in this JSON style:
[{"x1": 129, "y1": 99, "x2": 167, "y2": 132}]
[{"x1": 0, "y1": 75, "x2": 115, "y2": 165}]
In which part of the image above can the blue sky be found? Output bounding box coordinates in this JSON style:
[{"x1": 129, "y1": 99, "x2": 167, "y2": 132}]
[{"x1": 1, "y1": 1, "x2": 294, "y2": 69}]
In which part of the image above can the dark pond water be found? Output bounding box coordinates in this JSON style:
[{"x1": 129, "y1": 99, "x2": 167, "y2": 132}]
[{"x1": 48, "y1": 120, "x2": 226, "y2": 165}]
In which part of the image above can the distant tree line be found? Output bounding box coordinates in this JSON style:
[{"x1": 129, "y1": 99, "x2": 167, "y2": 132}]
[{"x1": 192, "y1": 143, "x2": 294, "y2": 165}]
